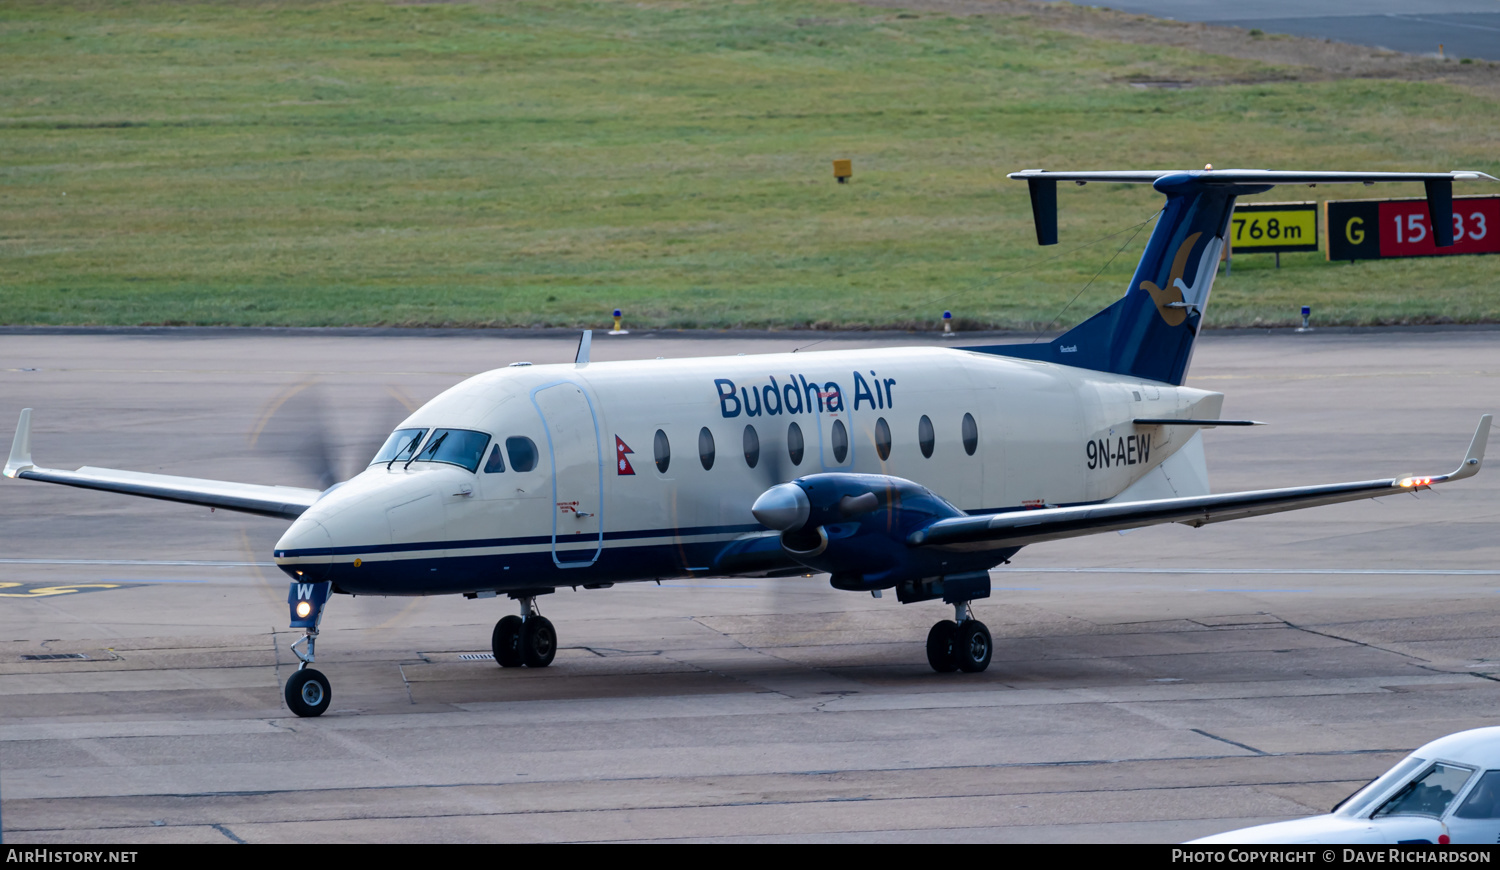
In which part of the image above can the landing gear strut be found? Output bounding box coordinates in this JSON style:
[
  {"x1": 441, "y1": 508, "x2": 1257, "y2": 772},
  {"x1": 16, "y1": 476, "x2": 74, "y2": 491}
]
[
  {"x1": 926, "y1": 602, "x2": 991, "y2": 673},
  {"x1": 491, "y1": 594, "x2": 556, "y2": 669}
]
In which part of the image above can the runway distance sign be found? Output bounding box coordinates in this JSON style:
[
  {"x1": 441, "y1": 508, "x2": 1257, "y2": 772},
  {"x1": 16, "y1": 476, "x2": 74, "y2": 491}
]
[
  {"x1": 1326, "y1": 195, "x2": 1500, "y2": 261},
  {"x1": 1228, "y1": 201, "x2": 1318, "y2": 254}
]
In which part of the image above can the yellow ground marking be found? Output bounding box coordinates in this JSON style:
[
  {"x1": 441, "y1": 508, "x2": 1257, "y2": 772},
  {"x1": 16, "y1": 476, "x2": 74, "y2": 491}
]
[{"x1": 0, "y1": 583, "x2": 122, "y2": 598}]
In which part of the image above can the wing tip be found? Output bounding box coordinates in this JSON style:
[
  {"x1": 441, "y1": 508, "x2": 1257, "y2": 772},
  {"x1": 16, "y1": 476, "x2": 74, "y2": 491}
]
[
  {"x1": 1439, "y1": 414, "x2": 1490, "y2": 483},
  {"x1": 4, "y1": 408, "x2": 34, "y2": 479}
]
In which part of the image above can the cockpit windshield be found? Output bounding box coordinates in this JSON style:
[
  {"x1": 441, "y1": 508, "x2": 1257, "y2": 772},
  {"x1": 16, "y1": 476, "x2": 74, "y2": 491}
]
[
  {"x1": 411, "y1": 428, "x2": 491, "y2": 473},
  {"x1": 371, "y1": 428, "x2": 427, "y2": 465}
]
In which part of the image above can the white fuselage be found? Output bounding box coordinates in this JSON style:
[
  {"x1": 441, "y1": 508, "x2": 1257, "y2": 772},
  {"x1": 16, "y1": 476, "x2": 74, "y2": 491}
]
[{"x1": 273, "y1": 346, "x2": 1222, "y2": 595}]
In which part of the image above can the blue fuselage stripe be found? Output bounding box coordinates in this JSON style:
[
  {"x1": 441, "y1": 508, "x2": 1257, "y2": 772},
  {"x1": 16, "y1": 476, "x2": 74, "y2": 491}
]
[{"x1": 273, "y1": 521, "x2": 767, "y2": 559}]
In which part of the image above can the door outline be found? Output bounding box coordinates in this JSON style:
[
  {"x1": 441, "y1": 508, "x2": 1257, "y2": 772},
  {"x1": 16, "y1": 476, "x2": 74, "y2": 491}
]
[{"x1": 530, "y1": 380, "x2": 605, "y2": 568}]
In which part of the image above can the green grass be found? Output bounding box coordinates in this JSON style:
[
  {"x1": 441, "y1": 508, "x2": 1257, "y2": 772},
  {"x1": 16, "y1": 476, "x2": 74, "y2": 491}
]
[{"x1": 2, "y1": 0, "x2": 1498, "y2": 330}]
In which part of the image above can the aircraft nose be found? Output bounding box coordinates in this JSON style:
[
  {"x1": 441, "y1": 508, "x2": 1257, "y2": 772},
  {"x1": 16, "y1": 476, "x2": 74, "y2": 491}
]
[
  {"x1": 274, "y1": 516, "x2": 333, "y2": 581},
  {"x1": 752, "y1": 483, "x2": 810, "y2": 531}
]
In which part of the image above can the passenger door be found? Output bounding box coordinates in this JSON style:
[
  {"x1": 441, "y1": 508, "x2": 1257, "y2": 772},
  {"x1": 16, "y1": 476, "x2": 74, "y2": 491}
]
[{"x1": 532, "y1": 382, "x2": 603, "y2": 568}]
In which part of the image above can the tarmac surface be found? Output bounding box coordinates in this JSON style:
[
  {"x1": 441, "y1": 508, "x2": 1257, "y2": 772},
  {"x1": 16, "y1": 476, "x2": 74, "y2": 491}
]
[
  {"x1": 1, "y1": 327, "x2": 1498, "y2": 843},
  {"x1": 1055, "y1": 0, "x2": 1500, "y2": 61}
]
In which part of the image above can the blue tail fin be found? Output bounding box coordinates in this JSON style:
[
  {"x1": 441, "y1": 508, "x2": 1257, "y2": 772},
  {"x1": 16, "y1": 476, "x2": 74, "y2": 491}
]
[{"x1": 971, "y1": 169, "x2": 1490, "y2": 385}]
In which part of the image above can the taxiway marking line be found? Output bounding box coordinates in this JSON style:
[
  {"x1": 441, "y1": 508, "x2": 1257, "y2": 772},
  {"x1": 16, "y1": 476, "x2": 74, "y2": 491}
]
[
  {"x1": 0, "y1": 558, "x2": 273, "y2": 567},
  {"x1": 1008, "y1": 567, "x2": 1500, "y2": 576}
]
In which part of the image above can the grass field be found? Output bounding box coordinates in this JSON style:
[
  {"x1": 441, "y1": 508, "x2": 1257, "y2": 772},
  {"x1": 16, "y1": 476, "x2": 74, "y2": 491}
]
[{"x1": 3, "y1": 0, "x2": 1498, "y2": 330}]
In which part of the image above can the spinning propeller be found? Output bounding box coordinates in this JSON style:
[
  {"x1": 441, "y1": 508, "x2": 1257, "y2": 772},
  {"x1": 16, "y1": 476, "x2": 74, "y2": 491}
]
[{"x1": 248, "y1": 380, "x2": 417, "y2": 491}]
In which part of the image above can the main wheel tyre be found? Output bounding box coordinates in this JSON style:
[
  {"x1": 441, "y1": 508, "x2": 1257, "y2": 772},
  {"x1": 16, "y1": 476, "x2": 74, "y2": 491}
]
[
  {"x1": 492, "y1": 615, "x2": 524, "y2": 668},
  {"x1": 953, "y1": 620, "x2": 993, "y2": 673},
  {"x1": 520, "y1": 616, "x2": 557, "y2": 668},
  {"x1": 285, "y1": 668, "x2": 332, "y2": 717},
  {"x1": 926, "y1": 620, "x2": 959, "y2": 673}
]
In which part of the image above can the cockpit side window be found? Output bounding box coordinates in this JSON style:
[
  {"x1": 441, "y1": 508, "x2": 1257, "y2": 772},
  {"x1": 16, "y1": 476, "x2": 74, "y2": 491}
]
[
  {"x1": 506, "y1": 436, "x2": 538, "y2": 473},
  {"x1": 1454, "y1": 771, "x2": 1500, "y2": 819},
  {"x1": 483, "y1": 444, "x2": 505, "y2": 473},
  {"x1": 412, "y1": 428, "x2": 491, "y2": 473},
  {"x1": 371, "y1": 428, "x2": 428, "y2": 465}
]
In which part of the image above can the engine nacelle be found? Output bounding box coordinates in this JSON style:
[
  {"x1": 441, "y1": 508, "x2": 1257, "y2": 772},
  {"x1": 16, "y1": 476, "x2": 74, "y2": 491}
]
[{"x1": 751, "y1": 473, "x2": 1007, "y2": 590}]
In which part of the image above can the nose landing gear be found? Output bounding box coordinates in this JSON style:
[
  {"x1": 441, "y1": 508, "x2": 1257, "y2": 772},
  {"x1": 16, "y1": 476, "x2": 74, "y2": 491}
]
[
  {"x1": 285, "y1": 631, "x2": 331, "y2": 717},
  {"x1": 491, "y1": 592, "x2": 556, "y2": 669},
  {"x1": 284, "y1": 580, "x2": 333, "y2": 717},
  {"x1": 926, "y1": 602, "x2": 992, "y2": 673}
]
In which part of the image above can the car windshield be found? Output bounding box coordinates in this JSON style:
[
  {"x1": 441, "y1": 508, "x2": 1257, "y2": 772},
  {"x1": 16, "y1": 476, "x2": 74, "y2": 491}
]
[
  {"x1": 370, "y1": 428, "x2": 427, "y2": 465},
  {"x1": 410, "y1": 428, "x2": 491, "y2": 473},
  {"x1": 1372, "y1": 761, "x2": 1475, "y2": 819},
  {"x1": 1335, "y1": 757, "x2": 1427, "y2": 817}
]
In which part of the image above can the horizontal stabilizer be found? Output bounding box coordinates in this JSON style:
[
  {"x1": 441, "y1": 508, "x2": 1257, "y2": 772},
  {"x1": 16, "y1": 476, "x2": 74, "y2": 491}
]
[
  {"x1": 909, "y1": 415, "x2": 1489, "y2": 552},
  {"x1": 1009, "y1": 169, "x2": 1497, "y2": 249},
  {"x1": 5, "y1": 410, "x2": 322, "y2": 520}
]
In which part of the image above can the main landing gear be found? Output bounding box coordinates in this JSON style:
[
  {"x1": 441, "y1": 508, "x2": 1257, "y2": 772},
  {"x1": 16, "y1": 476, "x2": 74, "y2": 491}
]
[
  {"x1": 925, "y1": 602, "x2": 992, "y2": 673},
  {"x1": 491, "y1": 594, "x2": 556, "y2": 669}
]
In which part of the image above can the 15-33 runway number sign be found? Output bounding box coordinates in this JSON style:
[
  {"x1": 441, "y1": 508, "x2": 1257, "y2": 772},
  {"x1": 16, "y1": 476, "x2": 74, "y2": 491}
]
[{"x1": 1326, "y1": 195, "x2": 1500, "y2": 261}]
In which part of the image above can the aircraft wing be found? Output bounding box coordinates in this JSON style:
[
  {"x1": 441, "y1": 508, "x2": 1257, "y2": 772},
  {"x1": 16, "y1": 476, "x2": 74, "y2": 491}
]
[
  {"x1": 909, "y1": 415, "x2": 1490, "y2": 552},
  {"x1": 4, "y1": 409, "x2": 321, "y2": 520}
]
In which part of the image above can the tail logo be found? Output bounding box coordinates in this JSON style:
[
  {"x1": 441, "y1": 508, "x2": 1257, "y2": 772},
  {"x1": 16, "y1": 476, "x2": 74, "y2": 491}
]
[{"x1": 1139, "y1": 232, "x2": 1202, "y2": 327}]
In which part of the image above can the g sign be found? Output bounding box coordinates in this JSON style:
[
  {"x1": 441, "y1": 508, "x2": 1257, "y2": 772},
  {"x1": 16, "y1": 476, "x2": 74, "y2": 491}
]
[{"x1": 1327, "y1": 196, "x2": 1500, "y2": 261}]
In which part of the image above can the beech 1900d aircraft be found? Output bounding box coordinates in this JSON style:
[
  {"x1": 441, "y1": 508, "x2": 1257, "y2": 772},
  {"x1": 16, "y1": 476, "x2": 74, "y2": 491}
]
[{"x1": 6, "y1": 167, "x2": 1495, "y2": 717}]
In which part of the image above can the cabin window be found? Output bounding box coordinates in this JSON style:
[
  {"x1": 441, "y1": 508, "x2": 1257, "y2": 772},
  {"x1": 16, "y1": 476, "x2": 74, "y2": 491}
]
[
  {"x1": 918, "y1": 415, "x2": 935, "y2": 458},
  {"x1": 743, "y1": 424, "x2": 760, "y2": 469},
  {"x1": 654, "y1": 429, "x2": 670, "y2": 473},
  {"x1": 874, "y1": 417, "x2": 891, "y2": 461},
  {"x1": 787, "y1": 421, "x2": 804, "y2": 466},
  {"x1": 412, "y1": 428, "x2": 491, "y2": 473},
  {"x1": 831, "y1": 419, "x2": 848, "y2": 463},
  {"x1": 483, "y1": 444, "x2": 505, "y2": 473},
  {"x1": 505, "y1": 436, "x2": 538, "y2": 473},
  {"x1": 962, "y1": 413, "x2": 978, "y2": 456},
  {"x1": 371, "y1": 428, "x2": 427, "y2": 465},
  {"x1": 699, "y1": 427, "x2": 716, "y2": 470}
]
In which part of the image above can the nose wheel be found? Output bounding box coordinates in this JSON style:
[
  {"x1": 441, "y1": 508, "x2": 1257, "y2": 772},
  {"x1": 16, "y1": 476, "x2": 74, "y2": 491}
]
[
  {"x1": 283, "y1": 627, "x2": 332, "y2": 717},
  {"x1": 926, "y1": 603, "x2": 992, "y2": 673},
  {"x1": 491, "y1": 595, "x2": 556, "y2": 669},
  {"x1": 285, "y1": 667, "x2": 332, "y2": 717}
]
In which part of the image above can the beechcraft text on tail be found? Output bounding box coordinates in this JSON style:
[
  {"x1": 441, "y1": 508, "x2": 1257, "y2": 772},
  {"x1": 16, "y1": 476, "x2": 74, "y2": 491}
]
[{"x1": 6, "y1": 166, "x2": 1494, "y2": 716}]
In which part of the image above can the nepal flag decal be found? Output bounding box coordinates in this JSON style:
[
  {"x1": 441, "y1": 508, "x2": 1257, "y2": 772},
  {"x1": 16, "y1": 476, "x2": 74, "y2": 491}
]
[{"x1": 615, "y1": 435, "x2": 636, "y2": 475}]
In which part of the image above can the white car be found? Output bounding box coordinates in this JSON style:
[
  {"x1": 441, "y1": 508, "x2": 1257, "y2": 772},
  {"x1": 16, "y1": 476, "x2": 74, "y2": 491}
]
[{"x1": 1191, "y1": 727, "x2": 1500, "y2": 844}]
